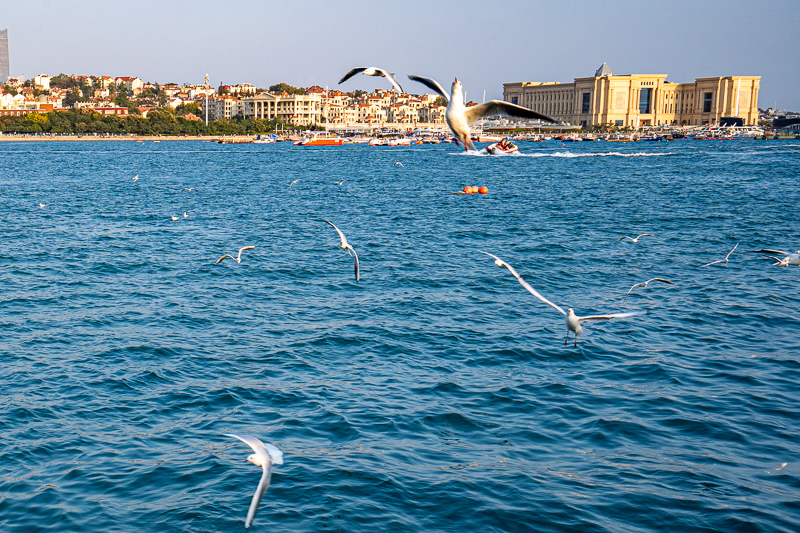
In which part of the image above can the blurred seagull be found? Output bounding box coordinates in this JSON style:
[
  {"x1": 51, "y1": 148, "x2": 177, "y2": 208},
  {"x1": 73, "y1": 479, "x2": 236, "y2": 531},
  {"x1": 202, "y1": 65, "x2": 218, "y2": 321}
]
[
  {"x1": 480, "y1": 251, "x2": 641, "y2": 346},
  {"x1": 132, "y1": 174, "x2": 139, "y2": 183},
  {"x1": 393, "y1": 161, "x2": 404, "y2": 167},
  {"x1": 39, "y1": 203, "x2": 46, "y2": 208},
  {"x1": 290, "y1": 179, "x2": 301, "y2": 187},
  {"x1": 748, "y1": 248, "x2": 800, "y2": 267},
  {"x1": 335, "y1": 180, "x2": 345, "y2": 185},
  {"x1": 321, "y1": 218, "x2": 359, "y2": 281},
  {"x1": 216, "y1": 246, "x2": 256, "y2": 265},
  {"x1": 622, "y1": 278, "x2": 674, "y2": 304},
  {"x1": 183, "y1": 212, "x2": 188, "y2": 219},
  {"x1": 701, "y1": 242, "x2": 739, "y2": 267},
  {"x1": 224, "y1": 433, "x2": 284, "y2": 530},
  {"x1": 180, "y1": 187, "x2": 197, "y2": 192},
  {"x1": 339, "y1": 67, "x2": 404, "y2": 93},
  {"x1": 171, "y1": 216, "x2": 179, "y2": 222},
  {"x1": 407, "y1": 75, "x2": 556, "y2": 151},
  {"x1": 618, "y1": 233, "x2": 654, "y2": 243}
]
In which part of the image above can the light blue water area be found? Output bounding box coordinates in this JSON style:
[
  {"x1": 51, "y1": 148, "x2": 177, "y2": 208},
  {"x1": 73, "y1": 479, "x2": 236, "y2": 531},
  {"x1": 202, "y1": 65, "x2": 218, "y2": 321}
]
[{"x1": 1, "y1": 139, "x2": 799, "y2": 532}]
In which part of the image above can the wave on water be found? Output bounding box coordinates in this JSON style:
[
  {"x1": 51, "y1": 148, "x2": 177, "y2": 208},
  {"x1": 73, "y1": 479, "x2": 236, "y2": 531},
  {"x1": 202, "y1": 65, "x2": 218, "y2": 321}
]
[{"x1": 456, "y1": 150, "x2": 677, "y2": 158}]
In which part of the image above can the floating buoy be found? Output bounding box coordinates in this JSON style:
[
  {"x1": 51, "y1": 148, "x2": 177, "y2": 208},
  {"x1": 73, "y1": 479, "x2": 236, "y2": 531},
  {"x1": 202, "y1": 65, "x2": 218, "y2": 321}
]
[
  {"x1": 479, "y1": 186, "x2": 488, "y2": 194},
  {"x1": 463, "y1": 185, "x2": 472, "y2": 194}
]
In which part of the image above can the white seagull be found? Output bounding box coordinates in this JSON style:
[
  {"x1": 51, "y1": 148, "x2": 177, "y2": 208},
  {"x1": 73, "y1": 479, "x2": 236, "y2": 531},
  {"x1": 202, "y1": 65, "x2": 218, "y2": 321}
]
[
  {"x1": 171, "y1": 216, "x2": 179, "y2": 222},
  {"x1": 339, "y1": 67, "x2": 404, "y2": 93},
  {"x1": 618, "y1": 233, "x2": 654, "y2": 243},
  {"x1": 290, "y1": 179, "x2": 301, "y2": 187},
  {"x1": 183, "y1": 212, "x2": 188, "y2": 219},
  {"x1": 132, "y1": 174, "x2": 139, "y2": 183},
  {"x1": 701, "y1": 242, "x2": 739, "y2": 267},
  {"x1": 180, "y1": 187, "x2": 197, "y2": 192},
  {"x1": 39, "y1": 203, "x2": 46, "y2": 208},
  {"x1": 321, "y1": 218, "x2": 359, "y2": 281},
  {"x1": 480, "y1": 251, "x2": 641, "y2": 346},
  {"x1": 335, "y1": 180, "x2": 346, "y2": 185},
  {"x1": 748, "y1": 248, "x2": 800, "y2": 267},
  {"x1": 216, "y1": 246, "x2": 256, "y2": 264},
  {"x1": 407, "y1": 75, "x2": 556, "y2": 151},
  {"x1": 224, "y1": 433, "x2": 284, "y2": 530},
  {"x1": 622, "y1": 278, "x2": 674, "y2": 304},
  {"x1": 393, "y1": 161, "x2": 404, "y2": 167}
]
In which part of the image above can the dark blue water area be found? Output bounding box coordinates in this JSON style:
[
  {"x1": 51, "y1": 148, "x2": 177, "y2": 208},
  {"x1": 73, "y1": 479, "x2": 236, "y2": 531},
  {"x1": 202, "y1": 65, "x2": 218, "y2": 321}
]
[{"x1": 1, "y1": 139, "x2": 799, "y2": 532}]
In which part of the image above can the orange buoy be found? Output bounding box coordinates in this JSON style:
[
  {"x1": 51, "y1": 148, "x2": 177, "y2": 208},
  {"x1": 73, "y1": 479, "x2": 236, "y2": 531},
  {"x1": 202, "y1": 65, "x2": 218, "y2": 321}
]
[
  {"x1": 471, "y1": 185, "x2": 480, "y2": 193},
  {"x1": 478, "y1": 186, "x2": 488, "y2": 194},
  {"x1": 463, "y1": 185, "x2": 472, "y2": 194}
]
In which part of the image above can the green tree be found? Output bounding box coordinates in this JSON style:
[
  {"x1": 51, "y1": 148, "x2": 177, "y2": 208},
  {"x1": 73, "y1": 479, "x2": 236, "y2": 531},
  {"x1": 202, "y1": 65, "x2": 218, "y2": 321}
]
[
  {"x1": 433, "y1": 96, "x2": 448, "y2": 107},
  {"x1": 268, "y1": 82, "x2": 305, "y2": 95}
]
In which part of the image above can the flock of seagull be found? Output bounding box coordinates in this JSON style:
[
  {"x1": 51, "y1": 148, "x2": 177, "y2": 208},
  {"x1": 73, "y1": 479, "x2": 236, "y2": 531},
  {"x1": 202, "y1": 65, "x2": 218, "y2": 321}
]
[{"x1": 32, "y1": 71, "x2": 796, "y2": 528}]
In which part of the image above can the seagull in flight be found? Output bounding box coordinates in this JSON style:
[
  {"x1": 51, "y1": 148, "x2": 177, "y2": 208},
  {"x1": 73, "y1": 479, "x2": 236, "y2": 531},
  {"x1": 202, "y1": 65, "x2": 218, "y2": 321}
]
[
  {"x1": 701, "y1": 242, "x2": 739, "y2": 267},
  {"x1": 335, "y1": 180, "x2": 345, "y2": 185},
  {"x1": 339, "y1": 67, "x2": 404, "y2": 93},
  {"x1": 748, "y1": 248, "x2": 800, "y2": 267},
  {"x1": 183, "y1": 212, "x2": 188, "y2": 219},
  {"x1": 180, "y1": 187, "x2": 197, "y2": 192},
  {"x1": 132, "y1": 174, "x2": 139, "y2": 183},
  {"x1": 216, "y1": 246, "x2": 256, "y2": 264},
  {"x1": 407, "y1": 75, "x2": 556, "y2": 151},
  {"x1": 622, "y1": 278, "x2": 674, "y2": 304},
  {"x1": 321, "y1": 219, "x2": 359, "y2": 281},
  {"x1": 171, "y1": 216, "x2": 179, "y2": 222},
  {"x1": 224, "y1": 434, "x2": 284, "y2": 530},
  {"x1": 618, "y1": 233, "x2": 654, "y2": 243},
  {"x1": 393, "y1": 161, "x2": 404, "y2": 167},
  {"x1": 480, "y1": 251, "x2": 641, "y2": 346},
  {"x1": 290, "y1": 179, "x2": 301, "y2": 187},
  {"x1": 39, "y1": 203, "x2": 46, "y2": 208}
]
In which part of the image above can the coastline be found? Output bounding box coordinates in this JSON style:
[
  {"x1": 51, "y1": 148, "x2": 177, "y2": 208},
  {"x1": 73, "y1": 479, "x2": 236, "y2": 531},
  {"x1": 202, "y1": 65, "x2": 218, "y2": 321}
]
[{"x1": 0, "y1": 134, "x2": 248, "y2": 142}]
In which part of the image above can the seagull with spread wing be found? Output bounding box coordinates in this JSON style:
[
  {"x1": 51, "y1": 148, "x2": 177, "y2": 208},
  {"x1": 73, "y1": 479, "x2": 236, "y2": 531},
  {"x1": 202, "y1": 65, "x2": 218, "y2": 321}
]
[
  {"x1": 321, "y1": 219, "x2": 360, "y2": 282},
  {"x1": 618, "y1": 233, "x2": 654, "y2": 243},
  {"x1": 216, "y1": 246, "x2": 256, "y2": 265},
  {"x1": 408, "y1": 75, "x2": 556, "y2": 151},
  {"x1": 224, "y1": 433, "x2": 284, "y2": 529},
  {"x1": 339, "y1": 67, "x2": 404, "y2": 93},
  {"x1": 748, "y1": 248, "x2": 800, "y2": 267},
  {"x1": 701, "y1": 242, "x2": 739, "y2": 267},
  {"x1": 480, "y1": 251, "x2": 641, "y2": 346},
  {"x1": 622, "y1": 278, "x2": 674, "y2": 304}
]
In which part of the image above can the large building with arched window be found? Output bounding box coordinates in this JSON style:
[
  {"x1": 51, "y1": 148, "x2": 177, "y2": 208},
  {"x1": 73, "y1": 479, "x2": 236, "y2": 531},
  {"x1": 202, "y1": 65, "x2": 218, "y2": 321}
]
[{"x1": 504, "y1": 63, "x2": 760, "y2": 128}]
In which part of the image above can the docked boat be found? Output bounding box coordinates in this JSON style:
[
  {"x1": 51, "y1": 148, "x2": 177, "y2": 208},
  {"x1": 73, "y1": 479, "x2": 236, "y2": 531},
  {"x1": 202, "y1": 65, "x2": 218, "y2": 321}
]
[
  {"x1": 253, "y1": 134, "x2": 276, "y2": 144},
  {"x1": 294, "y1": 133, "x2": 344, "y2": 146}
]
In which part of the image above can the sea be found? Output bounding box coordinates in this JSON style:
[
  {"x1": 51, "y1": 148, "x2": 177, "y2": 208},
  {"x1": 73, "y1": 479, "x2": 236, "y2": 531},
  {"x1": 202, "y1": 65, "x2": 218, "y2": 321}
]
[{"x1": 1, "y1": 139, "x2": 799, "y2": 532}]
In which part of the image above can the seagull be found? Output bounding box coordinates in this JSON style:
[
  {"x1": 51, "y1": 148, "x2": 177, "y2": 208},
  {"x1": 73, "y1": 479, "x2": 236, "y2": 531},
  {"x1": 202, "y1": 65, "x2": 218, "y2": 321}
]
[
  {"x1": 407, "y1": 75, "x2": 556, "y2": 151},
  {"x1": 701, "y1": 242, "x2": 739, "y2": 267},
  {"x1": 618, "y1": 233, "x2": 654, "y2": 243},
  {"x1": 290, "y1": 179, "x2": 301, "y2": 187},
  {"x1": 622, "y1": 278, "x2": 674, "y2": 304},
  {"x1": 339, "y1": 67, "x2": 404, "y2": 93},
  {"x1": 335, "y1": 180, "x2": 345, "y2": 185},
  {"x1": 39, "y1": 203, "x2": 46, "y2": 208},
  {"x1": 393, "y1": 161, "x2": 404, "y2": 167},
  {"x1": 480, "y1": 251, "x2": 640, "y2": 346},
  {"x1": 183, "y1": 212, "x2": 188, "y2": 219},
  {"x1": 180, "y1": 187, "x2": 197, "y2": 192},
  {"x1": 748, "y1": 248, "x2": 800, "y2": 267},
  {"x1": 321, "y1": 219, "x2": 359, "y2": 281},
  {"x1": 216, "y1": 246, "x2": 256, "y2": 264},
  {"x1": 224, "y1": 434, "x2": 284, "y2": 530},
  {"x1": 132, "y1": 174, "x2": 139, "y2": 183},
  {"x1": 171, "y1": 216, "x2": 179, "y2": 222}
]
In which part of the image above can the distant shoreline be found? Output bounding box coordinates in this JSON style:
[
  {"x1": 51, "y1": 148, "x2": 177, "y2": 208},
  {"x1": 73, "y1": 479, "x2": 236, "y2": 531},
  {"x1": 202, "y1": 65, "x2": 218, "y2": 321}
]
[{"x1": 0, "y1": 134, "x2": 249, "y2": 142}]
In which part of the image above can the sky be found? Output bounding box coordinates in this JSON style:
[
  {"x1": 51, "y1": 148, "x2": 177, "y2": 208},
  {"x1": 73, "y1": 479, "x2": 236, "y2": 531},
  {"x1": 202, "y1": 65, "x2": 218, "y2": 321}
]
[{"x1": 3, "y1": 0, "x2": 799, "y2": 109}]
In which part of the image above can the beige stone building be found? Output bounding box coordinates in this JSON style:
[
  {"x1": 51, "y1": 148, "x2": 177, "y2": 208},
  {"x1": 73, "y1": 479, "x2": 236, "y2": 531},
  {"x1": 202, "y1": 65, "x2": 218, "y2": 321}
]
[
  {"x1": 244, "y1": 92, "x2": 321, "y2": 126},
  {"x1": 504, "y1": 63, "x2": 760, "y2": 128}
]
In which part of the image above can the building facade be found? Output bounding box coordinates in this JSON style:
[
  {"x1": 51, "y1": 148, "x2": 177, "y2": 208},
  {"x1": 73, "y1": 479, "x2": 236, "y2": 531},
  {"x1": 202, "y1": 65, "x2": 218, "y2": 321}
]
[
  {"x1": 0, "y1": 29, "x2": 8, "y2": 85},
  {"x1": 504, "y1": 64, "x2": 760, "y2": 128}
]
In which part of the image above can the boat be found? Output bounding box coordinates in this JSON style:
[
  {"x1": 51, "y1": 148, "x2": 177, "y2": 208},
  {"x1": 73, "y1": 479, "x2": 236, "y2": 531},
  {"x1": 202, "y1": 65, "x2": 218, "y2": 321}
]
[
  {"x1": 484, "y1": 139, "x2": 519, "y2": 155},
  {"x1": 294, "y1": 133, "x2": 344, "y2": 146},
  {"x1": 253, "y1": 134, "x2": 276, "y2": 144}
]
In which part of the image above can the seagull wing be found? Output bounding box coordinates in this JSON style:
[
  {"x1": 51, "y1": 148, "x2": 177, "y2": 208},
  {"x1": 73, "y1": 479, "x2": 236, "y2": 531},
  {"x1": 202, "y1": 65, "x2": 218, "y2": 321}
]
[
  {"x1": 700, "y1": 259, "x2": 723, "y2": 267},
  {"x1": 237, "y1": 246, "x2": 256, "y2": 261},
  {"x1": 637, "y1": 234, "x2": 655, "y2": 239},
  {"x1": 370, "y1": 68, "x2": 404, "y2": 93},
  {"x1": 349, "y1": 246, "x2": 360, "y2": 282},
  {"x1": 338, "y1": 67, "x2": 367, "y2": 85},
  {"x1": 646, "y1": 278, "x2": 674, "y2": 285},
  {"x1": 407, "y1": 75, "x2": 449, "y2": 101},
  {"x1": 244, "y1": 464, "x2": 272, "y2": 529},
  {"x1": 725, "y1": 242, "x2": 740, "y2": 260},
  {"x1": 216, "y1": 254, "x2": 233, "y2": 264},
  {"x1": 617, "y1": 236, "x2": 633, "y2": 242},
  {"x1": 321, "y1": 218, "x2": 348, "y2": 247},
  {"x1": 577, "y1": 310, "x2": 643, "y2": 323},
  {"x1": 463, "y1": 101, "x2": 556, "y2": 126},
  {"x1": 748, "y1": 249, "x2": 789, "y2": 255},
  {"x1": 479, "y1": 251, "x2": 565, "y2": 315}
]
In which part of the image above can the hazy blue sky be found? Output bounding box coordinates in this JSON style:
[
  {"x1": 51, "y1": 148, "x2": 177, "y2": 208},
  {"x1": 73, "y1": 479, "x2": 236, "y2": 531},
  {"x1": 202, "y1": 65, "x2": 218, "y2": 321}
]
[{"x1": 3, "y1": 0, "x2": 799, "y2": 109}]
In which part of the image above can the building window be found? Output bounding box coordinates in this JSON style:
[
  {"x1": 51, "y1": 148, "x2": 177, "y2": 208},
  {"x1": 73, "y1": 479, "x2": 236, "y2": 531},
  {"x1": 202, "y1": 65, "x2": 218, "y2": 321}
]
[
  {"x1": 511, "y1": 96, "x2": 518, "y2": 105},
  {"x1": 615, "y1": 120, "x2": 623, "y2": 127},
  {"x1": 639, "y1": 88, "x2": 652, "y2": 114},
  {"x1": 581, "y1": 92, "x2": 590, "y2": 114},
  {"x1": 703, "y1": 92, "x2": 713, "y2": 113}
]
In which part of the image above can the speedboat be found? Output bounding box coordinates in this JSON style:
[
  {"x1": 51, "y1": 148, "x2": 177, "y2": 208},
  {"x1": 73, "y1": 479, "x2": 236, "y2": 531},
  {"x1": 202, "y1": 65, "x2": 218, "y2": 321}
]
[{"x1": 484, "y1": 139, "x2": 519, "y2": 155}]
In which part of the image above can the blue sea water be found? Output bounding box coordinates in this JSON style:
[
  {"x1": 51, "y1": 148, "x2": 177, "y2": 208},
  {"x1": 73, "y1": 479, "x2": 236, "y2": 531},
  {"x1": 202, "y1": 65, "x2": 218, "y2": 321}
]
[{"x1": 1, "y1": 139, "x2": 799, "y2": 532}]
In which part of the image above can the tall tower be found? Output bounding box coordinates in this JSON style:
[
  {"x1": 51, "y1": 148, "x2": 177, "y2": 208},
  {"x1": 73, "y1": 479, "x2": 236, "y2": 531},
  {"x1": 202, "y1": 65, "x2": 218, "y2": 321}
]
[{"x1": 0, "y1": 29, "x2": 9, "y2": 85}]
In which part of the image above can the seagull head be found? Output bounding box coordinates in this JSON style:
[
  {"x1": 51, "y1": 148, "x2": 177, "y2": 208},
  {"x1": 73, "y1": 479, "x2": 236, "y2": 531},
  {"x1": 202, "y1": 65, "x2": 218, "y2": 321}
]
[
  {"x1": 567, "y1": 308, "x2": 576, "y2": 317},
  {"x1": 245, "y1": 453, "x2": 264, "y2": 467},
  {"x1": 493, "y1": 259, "x2": 505, "y2": 268}
]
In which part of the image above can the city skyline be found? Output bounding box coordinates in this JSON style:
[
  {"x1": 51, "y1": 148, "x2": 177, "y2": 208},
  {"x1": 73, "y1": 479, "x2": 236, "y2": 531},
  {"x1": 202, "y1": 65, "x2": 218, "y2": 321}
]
[{"x1": 2, "y1": 0, "x2": 799, "y2": 110}]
